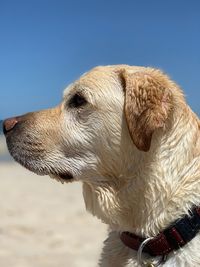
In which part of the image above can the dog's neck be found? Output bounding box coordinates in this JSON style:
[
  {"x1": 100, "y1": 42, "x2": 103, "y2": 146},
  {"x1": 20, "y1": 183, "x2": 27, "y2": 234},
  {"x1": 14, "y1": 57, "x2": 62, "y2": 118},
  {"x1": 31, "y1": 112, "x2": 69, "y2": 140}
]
[{"x1": 83, "y1": 106, "x2": 200, "y2": 237}]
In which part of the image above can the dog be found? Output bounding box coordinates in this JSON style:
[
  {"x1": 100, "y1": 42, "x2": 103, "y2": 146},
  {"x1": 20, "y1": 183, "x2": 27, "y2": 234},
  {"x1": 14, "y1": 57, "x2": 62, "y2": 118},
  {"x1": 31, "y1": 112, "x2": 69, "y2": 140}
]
[{"x1": 3, "y1": 65, "x2": 200, "y2": 266}]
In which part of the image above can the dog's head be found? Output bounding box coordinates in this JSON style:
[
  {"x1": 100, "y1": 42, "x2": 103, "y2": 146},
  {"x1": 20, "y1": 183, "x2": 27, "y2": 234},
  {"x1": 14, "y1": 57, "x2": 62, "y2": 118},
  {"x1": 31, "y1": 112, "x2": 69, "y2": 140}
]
[{"x1": 3, "y1": 65, "x2": 182, "y2": 184}]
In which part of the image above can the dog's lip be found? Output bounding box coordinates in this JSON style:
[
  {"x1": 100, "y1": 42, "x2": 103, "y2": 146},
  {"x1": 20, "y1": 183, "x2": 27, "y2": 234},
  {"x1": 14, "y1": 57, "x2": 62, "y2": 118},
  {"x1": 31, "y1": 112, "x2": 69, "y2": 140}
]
[{"x1": 49, "y1": 172, "x2": 74, "y2": 184}]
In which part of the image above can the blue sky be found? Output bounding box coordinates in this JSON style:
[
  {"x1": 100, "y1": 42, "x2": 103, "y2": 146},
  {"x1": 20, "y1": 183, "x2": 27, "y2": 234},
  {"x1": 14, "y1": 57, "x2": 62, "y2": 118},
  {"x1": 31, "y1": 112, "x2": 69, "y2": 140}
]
[{"x1": 0, "y1": 0, "x2": 199, "y2": 119}]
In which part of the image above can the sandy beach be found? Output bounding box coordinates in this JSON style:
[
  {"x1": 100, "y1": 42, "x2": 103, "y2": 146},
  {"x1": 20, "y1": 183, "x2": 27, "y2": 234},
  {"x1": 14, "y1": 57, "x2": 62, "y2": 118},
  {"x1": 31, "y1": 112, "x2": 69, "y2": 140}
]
[{"x1": 0, "y1": 138, "x2": 107, "y2": 267}]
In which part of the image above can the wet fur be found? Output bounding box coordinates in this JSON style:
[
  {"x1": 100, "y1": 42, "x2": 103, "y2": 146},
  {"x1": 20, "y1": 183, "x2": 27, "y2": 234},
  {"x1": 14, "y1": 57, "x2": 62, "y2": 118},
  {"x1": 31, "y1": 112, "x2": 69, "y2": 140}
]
[{"x1": 5, "y1": 65, "x2": 200, "y2": 266}]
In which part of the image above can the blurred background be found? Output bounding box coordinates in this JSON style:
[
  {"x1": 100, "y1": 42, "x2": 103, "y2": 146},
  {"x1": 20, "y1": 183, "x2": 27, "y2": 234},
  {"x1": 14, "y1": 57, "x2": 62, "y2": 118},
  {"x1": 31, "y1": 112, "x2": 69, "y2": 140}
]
[{"x1": 0, "y1": 0, "x2": 199, "y2": 266}]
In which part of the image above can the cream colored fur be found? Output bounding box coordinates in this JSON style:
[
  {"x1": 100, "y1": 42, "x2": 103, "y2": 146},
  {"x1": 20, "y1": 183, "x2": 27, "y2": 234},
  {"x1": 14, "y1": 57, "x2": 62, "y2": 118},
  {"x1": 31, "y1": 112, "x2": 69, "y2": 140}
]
[{"x1": 5, "y1": 65, "x2": 200, "y2": 266}]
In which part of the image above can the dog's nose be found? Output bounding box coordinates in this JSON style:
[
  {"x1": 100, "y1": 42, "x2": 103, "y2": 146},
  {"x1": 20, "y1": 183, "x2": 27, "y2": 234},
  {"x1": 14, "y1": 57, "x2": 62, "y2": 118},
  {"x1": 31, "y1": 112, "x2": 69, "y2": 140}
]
[{"x1": 3, "y1": 117, "x2": 19, "y2": 134}]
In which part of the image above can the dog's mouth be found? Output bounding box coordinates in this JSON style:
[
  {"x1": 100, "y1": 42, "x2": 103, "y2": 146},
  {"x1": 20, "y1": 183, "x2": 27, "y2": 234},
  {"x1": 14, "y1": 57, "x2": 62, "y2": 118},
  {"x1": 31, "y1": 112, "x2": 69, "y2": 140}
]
[
  {"x1": 5, "y1": 136, "x2": 75, "y2": 184},
  {"x1": 49, "y1": 172, "x2": 74, "y2": 184}
]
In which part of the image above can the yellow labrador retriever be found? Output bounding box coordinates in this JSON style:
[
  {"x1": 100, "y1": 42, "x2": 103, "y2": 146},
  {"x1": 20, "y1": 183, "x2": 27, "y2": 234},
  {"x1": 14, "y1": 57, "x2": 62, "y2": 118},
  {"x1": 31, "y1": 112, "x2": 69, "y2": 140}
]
[{"x1": 3, "y1": 65, "x2": 200, "y2": 266}]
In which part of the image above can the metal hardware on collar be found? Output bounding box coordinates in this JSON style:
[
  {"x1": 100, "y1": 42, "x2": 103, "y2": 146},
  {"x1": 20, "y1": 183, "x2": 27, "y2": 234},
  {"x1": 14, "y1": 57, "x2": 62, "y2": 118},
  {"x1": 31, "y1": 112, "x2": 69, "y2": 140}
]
[
  {"x1": 137, "y1": 237, "x2": 167, "y2": 267},
  {"x1": 120, "y1": 205, "x2": 200, "y2": 261}
]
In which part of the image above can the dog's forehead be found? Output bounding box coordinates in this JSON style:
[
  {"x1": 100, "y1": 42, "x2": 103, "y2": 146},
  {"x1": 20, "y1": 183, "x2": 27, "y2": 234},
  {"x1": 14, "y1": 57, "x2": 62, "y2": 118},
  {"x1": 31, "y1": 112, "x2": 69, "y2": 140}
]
[
  {"x1": 63, "y1": 65, "x2": 147, "y2": 98},
  {"x1": 63, "y1": 68, "x2": 118, "y2": 97}
]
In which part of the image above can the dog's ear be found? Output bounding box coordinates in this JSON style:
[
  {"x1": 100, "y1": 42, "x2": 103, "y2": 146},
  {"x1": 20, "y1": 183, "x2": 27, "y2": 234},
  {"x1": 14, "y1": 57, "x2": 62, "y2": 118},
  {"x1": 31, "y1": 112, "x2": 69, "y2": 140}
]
[{"x1": 121, "y1": 69, "x2": 172, "y2": 152}]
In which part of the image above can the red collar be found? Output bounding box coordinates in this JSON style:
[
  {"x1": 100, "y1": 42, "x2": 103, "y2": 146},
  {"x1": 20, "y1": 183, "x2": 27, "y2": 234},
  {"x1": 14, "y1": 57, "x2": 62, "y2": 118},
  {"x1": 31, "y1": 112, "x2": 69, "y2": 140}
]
[{"x1": 120, "y1": 206, "x2": 200, "y2": 257}]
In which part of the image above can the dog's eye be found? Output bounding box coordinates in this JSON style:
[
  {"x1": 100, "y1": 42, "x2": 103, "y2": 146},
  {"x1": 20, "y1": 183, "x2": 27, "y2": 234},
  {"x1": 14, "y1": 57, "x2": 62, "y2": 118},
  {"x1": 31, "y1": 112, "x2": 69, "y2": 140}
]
[{"x1": 69, "y1": 93, "x2": 87, "y2": 108}]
